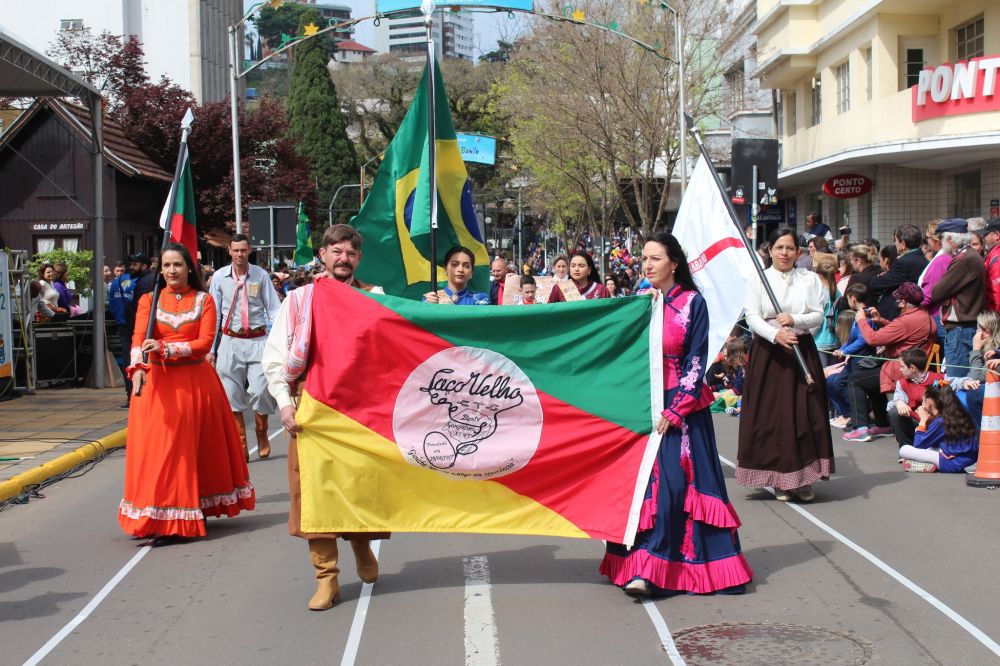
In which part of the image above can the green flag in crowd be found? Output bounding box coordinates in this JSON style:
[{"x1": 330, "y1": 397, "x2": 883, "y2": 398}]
[
  {"x1": 294, "y1": 203, "x2": 314, "y2": 266},
  {"x1": 351, "y1": 59, "x2": 490, "y2": 300}
]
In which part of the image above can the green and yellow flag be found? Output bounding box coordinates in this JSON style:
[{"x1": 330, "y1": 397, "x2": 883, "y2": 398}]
[
  {"x1": 351, "y1": 60, "x2": 490, "y2": 299},
  {"x1": 294, "y1": 203, "x2": 313, "y2": 266}
]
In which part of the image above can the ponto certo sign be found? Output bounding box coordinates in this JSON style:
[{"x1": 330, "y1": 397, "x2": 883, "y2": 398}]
[
  {"x1": 912, "y1": 55, "x2": 1000, "y2": 122},
  {"x1": 822, "y1": 174, "x2": 872, "y2": 199}
]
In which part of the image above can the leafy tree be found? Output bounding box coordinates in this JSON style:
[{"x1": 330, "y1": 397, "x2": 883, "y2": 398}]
[
  {"x1": 287, "y1": 8, "x2": 357, "y2": 223},
  {"x1": 252, "y1": 2, "x2": 309, "y2": 50},
  {"x1": 45, "y1": 28, "x2": 148, "y2": 110},
  {"x1": 29, "y1": 249, "x2": 94, "y2": 294},
  {"x1": 479, "y1": 40, "x2": 518, "y2": 64}
]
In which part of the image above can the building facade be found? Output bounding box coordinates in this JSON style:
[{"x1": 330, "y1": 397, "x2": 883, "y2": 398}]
[
  {"x1": 755, "y1": 0, "x2": 1000, "y2": 241},
  {"x1": 2, "y1": 0, "x2": 242, "y2": 104},
  {"x1": 370, "y1": 8, "x2": 474, "y2": 61}
]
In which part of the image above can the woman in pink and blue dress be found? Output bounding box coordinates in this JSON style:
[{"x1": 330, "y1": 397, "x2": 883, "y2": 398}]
[{"x1": 600, "y1": 232, "x2": 753, "y2": 596}]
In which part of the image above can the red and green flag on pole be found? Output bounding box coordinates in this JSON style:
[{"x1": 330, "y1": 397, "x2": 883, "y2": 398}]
[
  {"x1": 294, "y1": 203, "x2": 314, "y2": 266},
  {"x1": 296, "y1": 279, "x2": 664, "y2": 546},
  {"x1": 158, "y1": 142, "x2": 198, "y2": 262}
]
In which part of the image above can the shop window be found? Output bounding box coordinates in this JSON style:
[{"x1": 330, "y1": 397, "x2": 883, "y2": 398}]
[
  {"x1": 836, "y1": 62, "x2": 850, "y2": 114},
  {"x1": 809, "y1": 76, "x2": 821, "y2": 127},
  {"x1": 955, "y1": 17, "x2": 984, "y2": 61},
  {"x1": 955, "y1": 171, "x2": 981, "y2": 219},
  {"x1": 34, "y1": 236, "x2": 80, "y2": 254}
]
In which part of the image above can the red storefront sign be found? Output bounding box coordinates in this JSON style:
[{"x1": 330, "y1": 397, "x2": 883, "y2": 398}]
[
  {"x1": 822, "y1": 174, "x2": 872, "y2": 199},
  {"x1": 912, "y1": 55, "x2": 1000, "y2": 122}
]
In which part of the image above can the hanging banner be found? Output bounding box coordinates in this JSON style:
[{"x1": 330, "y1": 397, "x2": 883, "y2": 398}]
[
  {"x1": 378, "y1": 0, "x2": 533, "y2": 12},
  {"x1": 457, "y1": 133, "x2": 497, "y2": 165},
  {"x1": 0, "y1": 252, "x2": 13, "y2": 385}
]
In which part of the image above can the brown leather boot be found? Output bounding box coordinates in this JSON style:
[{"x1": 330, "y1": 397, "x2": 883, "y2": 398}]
[
  {"x1": 233, "y1": 412, "x2": 248, "y2": 463},
  {"x1": 350, "y1": 539, "x2": 379, "y2": 583},
  {"x1": 255, "y1": 413, "x2": 270, "y2": 459},
  {"x1": 308, "y1": 539, "x2": 340, "y2": 611}
]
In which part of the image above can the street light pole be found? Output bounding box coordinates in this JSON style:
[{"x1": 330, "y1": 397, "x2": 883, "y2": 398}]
[
  {"x1": 658, "y1": 2, "x2": 687, "y2": 195},
  {"x1": 228, "y1": 24, "x2": 243, "y2": 234}
]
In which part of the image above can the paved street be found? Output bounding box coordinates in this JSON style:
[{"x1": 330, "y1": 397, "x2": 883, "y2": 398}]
[{"x1": 3, "y1": 413, "x2": 1000, "y2": 665}]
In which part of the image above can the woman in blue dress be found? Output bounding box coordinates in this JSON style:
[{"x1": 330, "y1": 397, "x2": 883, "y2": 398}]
[
  {"x1": 423, "y1": 246, "x2": 490, "y2": 305},
  {"x1": 600, "y1": 232, "x2": 753, "y2": 596}
]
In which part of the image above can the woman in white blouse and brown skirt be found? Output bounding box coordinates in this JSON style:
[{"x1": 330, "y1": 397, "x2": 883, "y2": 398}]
[{"x1": 736, "y1": 228, "x2": 835, "y2": 502}]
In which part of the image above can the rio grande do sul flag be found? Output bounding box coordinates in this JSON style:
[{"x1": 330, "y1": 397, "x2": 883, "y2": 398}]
[
  {"x1": 672, "y1": 157, "x2": 759, "y2": 360},
  {"x1": 296, "y1": 279, "x2": 663, "y2": 546},
  {"x1": 158, "y1": 147, "x2": 198, "y2": 262}
]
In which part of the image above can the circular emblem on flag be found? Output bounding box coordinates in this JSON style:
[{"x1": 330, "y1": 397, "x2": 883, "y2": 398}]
[{"x1": 393, "y1": 346, "x2": 543, "y2": 479}]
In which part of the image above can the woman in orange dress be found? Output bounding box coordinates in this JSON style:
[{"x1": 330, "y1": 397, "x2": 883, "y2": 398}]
[{"x1": 119, "y1": 242, "x2": 255, "y2": 539}]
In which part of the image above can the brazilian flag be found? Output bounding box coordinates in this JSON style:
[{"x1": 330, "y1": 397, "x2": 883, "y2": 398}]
[{"x1": 351, "y1": 60, "x2": 490, "y2": 300}]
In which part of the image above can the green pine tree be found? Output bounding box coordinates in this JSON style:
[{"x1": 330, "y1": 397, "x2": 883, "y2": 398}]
[{"x1": 287, "y1": 8, "x2": 358, "y2": 223}]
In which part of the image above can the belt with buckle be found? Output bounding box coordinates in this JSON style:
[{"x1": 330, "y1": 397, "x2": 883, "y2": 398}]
[{"x1": 223, "y1": 327, "x2": 267, "y2": 339}]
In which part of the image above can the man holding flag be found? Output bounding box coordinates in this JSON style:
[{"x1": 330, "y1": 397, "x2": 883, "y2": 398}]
[{"x1": 262, "y1": 224, "x2": 386, "y2": 611}]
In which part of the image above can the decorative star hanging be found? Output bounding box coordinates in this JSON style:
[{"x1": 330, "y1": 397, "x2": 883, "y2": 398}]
[
  {"x1": 303, "y1": 22, "x2": 320, "y2": 37},
  {"x1": 268, "y1": 0, "x2": 284, "y2": 7},
  {"x1": 571, "y1": 9, "x2": 585, "y2": 21}
]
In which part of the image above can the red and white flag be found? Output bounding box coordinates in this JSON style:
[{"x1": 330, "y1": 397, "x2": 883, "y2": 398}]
[{"x1": 673, "y1": 157, "x2": 759, "y2": 360}]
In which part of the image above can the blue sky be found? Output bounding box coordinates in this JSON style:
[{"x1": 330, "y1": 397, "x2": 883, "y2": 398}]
[{"x1": 243, "y1": 1, "x2": 514, "y2": 59}]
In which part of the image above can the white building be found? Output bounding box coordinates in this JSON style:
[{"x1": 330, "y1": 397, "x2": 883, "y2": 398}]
[
  {"x1": 1, "y1": 0, "x2": 242, "y2": 104},
  {"x1": 370, "y1": 8, "x2": 474, "y2": 61}
]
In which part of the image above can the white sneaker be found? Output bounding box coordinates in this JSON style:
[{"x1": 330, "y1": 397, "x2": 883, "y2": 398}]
[{"x1": 625, "y1": 579, "x2": 650, "y2": 596}]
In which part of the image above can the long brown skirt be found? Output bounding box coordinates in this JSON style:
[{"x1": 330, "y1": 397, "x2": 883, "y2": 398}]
[{"x1": 736, "y1": 334, "x2": 835, "y2": 490}]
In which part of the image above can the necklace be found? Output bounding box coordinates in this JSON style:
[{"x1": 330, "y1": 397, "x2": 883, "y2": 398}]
[{"x1": 175, "y1": 292, "x2": 183, "y2": 301}]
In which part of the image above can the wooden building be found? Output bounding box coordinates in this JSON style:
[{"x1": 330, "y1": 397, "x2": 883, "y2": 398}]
[{"x1": 0, "y1": 99, "x2": 171, "y2": 264}]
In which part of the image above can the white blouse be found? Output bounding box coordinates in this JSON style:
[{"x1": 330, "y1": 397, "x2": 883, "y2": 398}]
[{"x1": 745, "y1": 266, "x2": 828, "y2": 343}]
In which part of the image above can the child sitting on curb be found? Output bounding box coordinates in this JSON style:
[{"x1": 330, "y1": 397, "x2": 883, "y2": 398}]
[
  {"x1": 708, "y1": 338, "x2": 747, "y2": 416},
  {"x1": 887, "y1": 348, "x2": 944, "y2": 449},
  {"x1": 899, "y1": 382, "x2": 978, "y2": 473}
]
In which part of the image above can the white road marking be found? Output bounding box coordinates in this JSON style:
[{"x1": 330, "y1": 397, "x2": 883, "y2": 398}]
[
  {"x1": 247, "y1": 427, "x2": 284, "y2": 457},
  {"x1": 641, "y1": 599, "x2": 686, "y2": 665},
  {"x1": 463, "y1": 555, "x2": 500, "y2": 666},
  {"x1": 25, "y1": 425, "x2": 285, "y2": 665},
  {"x1": 23, "y1": 545, "x2": 153, "y2": 666},
  {"x1": 340, "y1": 541, "x2": 382, "y2": 666},
  {"x1": 717, "y1": 454, "x2": 1000, "y2": 658}
]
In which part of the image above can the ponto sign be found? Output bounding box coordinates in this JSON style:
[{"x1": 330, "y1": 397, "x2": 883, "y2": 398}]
[
  {"x1": 822, "y1": 174, "x2": 872, "y2": 199},
  {"x1": 912, "y1": 55, "x2": 1000, "y2": 122}
]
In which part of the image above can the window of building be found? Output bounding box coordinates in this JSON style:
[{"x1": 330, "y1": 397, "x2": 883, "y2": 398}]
[
  {"x1": 955, "y1": 17, "x2": 984, "y2": 61},
  {"x1": 835, "y1": 62, "x2": 850, "y2": 114},
  {"x1": 864, "y1": 47, "x2": 873, "y2": 101},
  {"x1": 59, "y1": 19, "x2": 83, "y2": 31},
  {"x1": 898, "y1": 38, "x2": 936, "y2": 91},
  {"x1": 955, "y1": 171, "x2": 981, "y2": 219},
  {"x1": 725, "y1": 65, "x2": 745, "y2": 114},
  {"x1": 776, "y1": 93, "x2": 784, "y2": 136},
  {"x1": 809, "y1": 76, "x2": 821, "y2": 126},
  {"x1": 788, "y1": 90, "x2": 796, "y2": 134}
]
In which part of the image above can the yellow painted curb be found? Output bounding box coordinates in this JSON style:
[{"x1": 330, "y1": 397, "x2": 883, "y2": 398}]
[{"x1": 0, "y1": 429, "x2": 128, "y2": 503}]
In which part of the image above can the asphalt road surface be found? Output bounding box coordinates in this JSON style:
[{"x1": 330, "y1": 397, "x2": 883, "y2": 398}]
[{"x1": 3, "y1": 415, "x2": 1000, "y2": 665}]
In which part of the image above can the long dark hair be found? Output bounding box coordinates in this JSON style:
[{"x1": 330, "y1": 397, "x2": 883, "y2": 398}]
[
  {"x1": 924, "y1": 383, "x2": 976, "y2": 442},
  {"x1": 157, "y1": 242, "x2": 206, "y2": 292},
  {"x1": 444, "y1": 246, "x2": 476, "y2": 265},
  {"x1": 645, "y1": 232, "x2": 698, "y2": 294},
  {"x1": 768, "y1": 227, "x2": 798, "y2": 247},
  {"x1": 568, "y1": 250, "x2": 600, "y2": 286}
]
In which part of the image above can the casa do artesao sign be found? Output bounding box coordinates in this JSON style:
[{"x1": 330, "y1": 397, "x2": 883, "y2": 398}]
[
  {"x1": 912, "y1": 54, "x2": 1000, "y2": 122},
  {"x1": 822, "y1": 174, "x2": 872, "y2": 199}
]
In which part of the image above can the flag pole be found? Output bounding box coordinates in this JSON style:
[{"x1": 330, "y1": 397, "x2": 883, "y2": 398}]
[
  {"x1": 422, "y1": 1, "x2": 439, "y2": 291},
  {"x1": 137, "y1": 108, "x2": 195, "y2": 393},
  {"x1": 682, "y1": 113, "x2": 814, "y2": 385}
]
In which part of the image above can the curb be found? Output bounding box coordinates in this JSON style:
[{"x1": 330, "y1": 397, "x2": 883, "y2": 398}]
[{"x1": 0, "y1": 429, "x2": 128, "y2": 503}]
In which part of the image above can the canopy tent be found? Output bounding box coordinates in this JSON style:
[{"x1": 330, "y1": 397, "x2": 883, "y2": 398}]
[{"x1": 0, "y1": 28, "x2": 109, "y2": 388}]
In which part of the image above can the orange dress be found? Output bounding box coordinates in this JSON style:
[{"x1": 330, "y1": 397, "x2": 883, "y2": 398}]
[{"x1": 119, "y1": 286, "x2": 255, "y2": 538}]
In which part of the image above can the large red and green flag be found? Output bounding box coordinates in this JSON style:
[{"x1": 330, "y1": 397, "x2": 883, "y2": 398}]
[
  {"x1": 158, "y1": 147, "x2": 198, "y2": 261},
  {"x1": 351, "y1": 59, "x2": 490, "y2": 300},
  {"x1": 297, "y1": 280, "x2": 664, "y2": 545},
  {"x1": 294, "y1": 203, "x2": 314, "y2": 266}
]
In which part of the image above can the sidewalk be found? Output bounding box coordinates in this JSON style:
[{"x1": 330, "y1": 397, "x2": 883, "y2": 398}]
[{"x1": 0, "y1": 387, "x2": 128, "y2": 483}]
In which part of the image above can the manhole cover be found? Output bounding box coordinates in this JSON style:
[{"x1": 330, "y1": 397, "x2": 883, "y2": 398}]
[{"x1": 672, "y1": 623, "x2": 871, "y2": 665}]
